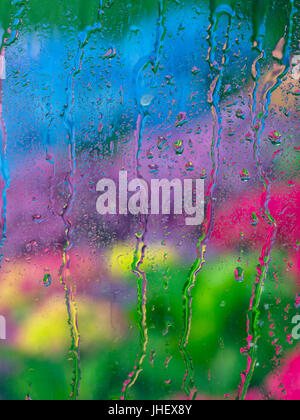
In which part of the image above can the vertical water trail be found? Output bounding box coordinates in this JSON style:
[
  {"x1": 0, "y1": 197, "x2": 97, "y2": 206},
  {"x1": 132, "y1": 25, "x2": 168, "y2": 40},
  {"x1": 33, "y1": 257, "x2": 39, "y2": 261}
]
[
  {"x1": 44, "y1": 94, "x2": 56, "y2": 215},
  {"x1": 41, "y1": 48, "x2": 56, "y2": 213},
  {"x1": 179, "y1": 5, "x2": 234, "y2": 398},
  {"x1": 98, "y1": 0, "x2": 104, "y2": 32},
  {"x1": 238, "y1": 0, "x2": 296, "y2": 400},
  {"x1": 153, "y1": 0, "x2": 168, "y2": 74},
  {"x1": 0, "y1": 50, "x2": 10, "y2": 273},
  {"x1": 121, "y1": 75, "x2": 151, "y2": 399},
  {"x1": 121, "y1": 110, "x2": 149, "y2": 399},
  {"x1": 0, "y1": 0, "x2": 27, "y2": 271},
  {"x1": 59, "y1": 37, "x2": 83, "y2": 403},
  {"x1": 121, "y1": 1, "x2": 168, "y2": 399},
  {"x1": 59, "y1": 22, "x2": 100, "y2": 400}
]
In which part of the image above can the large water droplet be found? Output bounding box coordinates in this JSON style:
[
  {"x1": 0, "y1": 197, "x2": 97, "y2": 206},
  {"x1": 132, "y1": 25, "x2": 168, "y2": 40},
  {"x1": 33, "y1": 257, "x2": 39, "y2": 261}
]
[
  {"x1": 149, "y1": 164, "x2": 159, "y2": 174},
  {"x1": 175, "y1": 112, "x2": 188, "y2": 128},
  {"x1": 268, "y1": 130, "x2": 282, "y2": 145},
  {"x1": 173, "y1": 140, "x2": 184, "y2": 155},
  {"x1": 234, "y1": 267, "x2": 244, "y2": 283},
  {"x1": 102, "y1": 47, "x2": 117, "y2": 59},
  {"x1": 157, "y1": 136, "x2": 168, "y2": 151},
  {"x1": 251, "y1": 212, "x2": 258, "y2": 226},
  {"x1": 140, "y1": 94, "x2": 154, "y2": 107},
  {"x1": 32, "y1": 214, "x2": 42, "y2": 223},
  {"x1": 43, "y1": 273, "x2": 52, "y2": 288},
  {"x1": 245, "y1": 132, "x2": 253, "y2": 142},
  {"x1": 185, "y1": 161, "x2": 194, "y2": 172},
  {"x1": 191, "y1": 66, "x2": 200, "y2": 76},
  {"x1": 147, "y1": 149, "x2": 154, "y2": 159},
  {"x1": 200, "y1": 169, "x2": 207, "y2": 180},
  {"x1": 236, "y1": 109, "x2": 245, "y2": 120},
  {"x1": 240, "y1": 169, "x2": 250, "y2": 182}
]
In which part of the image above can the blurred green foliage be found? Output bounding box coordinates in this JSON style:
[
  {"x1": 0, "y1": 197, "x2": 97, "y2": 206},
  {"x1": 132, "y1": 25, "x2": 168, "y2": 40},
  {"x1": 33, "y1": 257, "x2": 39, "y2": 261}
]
[
  {"x1": 0, "y1": 251, "x2": 297, "y2": 400},
  {"x1": 0, "y1": 0, "x2": 297, "y2": 50}
]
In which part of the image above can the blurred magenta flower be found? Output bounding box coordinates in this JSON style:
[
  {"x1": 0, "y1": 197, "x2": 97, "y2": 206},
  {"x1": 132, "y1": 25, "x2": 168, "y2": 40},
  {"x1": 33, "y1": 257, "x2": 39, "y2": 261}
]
[
  {"x1": 212, "y1": 183, "x2": 300, "y2": 260},
  {"x1": 266, "y1": 350, "x2": 300, "y2": 400}
]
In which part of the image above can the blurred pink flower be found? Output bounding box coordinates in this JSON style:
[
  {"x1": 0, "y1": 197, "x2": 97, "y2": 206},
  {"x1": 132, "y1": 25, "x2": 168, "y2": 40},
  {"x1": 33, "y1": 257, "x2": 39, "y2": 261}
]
[
  {"x1": 266, "y1": 350, "x2": 300, "y2": 400},
  {"x1": 245, "y1": 388, "x2": 266, "y2": 400},
  {"x1": 212, "y1": 183, "x2": 300, "y2": 258}
]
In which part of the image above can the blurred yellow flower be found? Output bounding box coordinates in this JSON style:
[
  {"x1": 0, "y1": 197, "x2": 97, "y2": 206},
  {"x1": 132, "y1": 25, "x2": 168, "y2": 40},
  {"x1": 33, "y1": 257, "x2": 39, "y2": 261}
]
[
  {"x1": 109, "y1": 242, "x2": 177, "y2": 277},
  {"x1": 16, "y1": 295, "x2": 125, "y2": 357}
]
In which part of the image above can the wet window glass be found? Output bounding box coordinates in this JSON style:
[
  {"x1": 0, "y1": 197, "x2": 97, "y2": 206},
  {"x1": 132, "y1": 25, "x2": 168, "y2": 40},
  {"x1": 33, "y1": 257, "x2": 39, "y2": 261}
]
[{"x1": 0, "y1": 0, "x2": 299, "y2": 401}]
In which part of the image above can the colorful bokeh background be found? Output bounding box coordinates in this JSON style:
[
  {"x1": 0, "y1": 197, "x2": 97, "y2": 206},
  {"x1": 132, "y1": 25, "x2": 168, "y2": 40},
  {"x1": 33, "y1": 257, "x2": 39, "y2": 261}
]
[{"x1": 0, "y1": 0, "x2": 299, "y2": 400}]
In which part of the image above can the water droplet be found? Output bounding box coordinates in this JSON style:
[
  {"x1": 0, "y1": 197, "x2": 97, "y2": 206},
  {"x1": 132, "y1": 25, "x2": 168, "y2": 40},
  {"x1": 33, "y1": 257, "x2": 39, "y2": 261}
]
[
  {"x1": 43, "y1": 273, "x2": 52, "y2": 288},
  {"x1": 46, "y1": 153, "x2": 53, "y2": 162},
  {"x1": 191, "y1": 66, "x2": 200, "y2": 76},
  {"x1": 240, "y1": 169, "x2": 250, "y2": 182},
  {"x1": 102, "y1": 47, "x2": 117, "y2": 59},
  {"x1": 224, "y1": 84, "x2": 232, "y2": 94},
  {"x1": 175, "y1": 112, "x2": 188, "y2": 128},
  {"x1": 245, "y1": 132, "x2": 253, "y2": 142},
  {"x1": 251, "y1": 212, "x2": 258, "y2": 226},
  {"x1": 130, "y1": 25, "x2": 140, "y2": 34},
  {"x1": 157, "y1": 136, "x2": 168, "y2": 151},
  {"x1": 236, "y1": 109, "x2": 245, "y2": 120},
  {"x1": 32, "y1": 214, "x2": 42, "y2": 222},
  {"x1": 173, "y1": 140, "x2": 184, "y2": 155},
  {"x1": 25, "y1": 240, "x2": 38, "y2": 253},
  {"x1": 149, "y1": 164, "x2": 159, "y2": 174},
  {"x1": 228, "y1": 127, "x2": 235, "y2": 137},
  {"x1": 268, "y1": 130, "x2": 282, "y2": 145},
  {"x1": 146, "y1": 150, "x2": 154, "y2": 159},
  {"x1": 140, "y1": 94, "x2": 154, "y2": 107},
  {"x1": 165, "y1": 75, "x2": 174, "y2": 85},
  {"x1": 200, "y1": 169, "x2": 207, "y2": 180},
  {"x1": 185, "y1": 161, "x2": 194, "y2": 172},
  {"x1": 234, "y1": 267, "x2": 244, "y2": 282}
]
